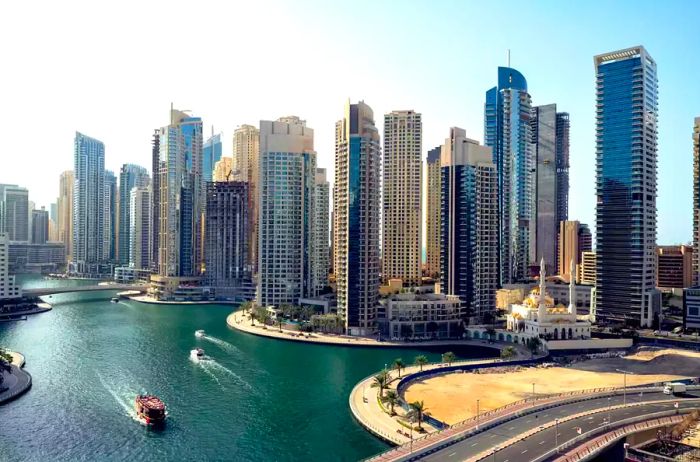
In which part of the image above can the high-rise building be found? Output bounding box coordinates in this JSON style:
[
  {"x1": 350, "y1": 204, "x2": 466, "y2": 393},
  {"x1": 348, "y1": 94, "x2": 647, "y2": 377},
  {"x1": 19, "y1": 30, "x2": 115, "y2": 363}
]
[
  {"x1": 579, "y1": 251, "x2": 597, "y2": 286},
  {"x1": 0, "y1": 185, "x2": 29, "y2": 242},
  {"x1": 531, "y1": 104, "x2": 570, "y2": 272},
  {"x1": 485, "y1": 66, "x2": 533, "y2": 284},
  {"x1": 313, "y1": 168, "x2": 330, "y2": 294},
  {"x1": 594, "y1": 46, "x2": 659, "y2": 327},
  {"x1": 205, "y1": 181, "x2": 249, "y2": 296},
  {"x1": 425, "y1": 146, "x2": 441, "y2": 279},
  {"x1": 72, "y1": 132, "x2": 106, "y2": 271},
  {"x1": 129, "y1": 186, "x2": 152, "y2": 270},
  {"x1": 334, "y1": 101, "x2": 381, "y2": 335},
  {"x1": 558, "y1": 220, "x2": 592, "y2": 282},
  {"x1": 31, "y1": 208, "x2": 49, "y2": 244},
  {"x1": 58, "y1": 171, "x2": 74, "y2": 261},
  {"x1": 657, "y1": 245, "x2": 693, "y2": 289},
  {"x1": 232, "y1": 125, "x2": 260, "y2": 272},
  {"x1": 0, "y1": 233, "x2": 22, "y2": 299},
  {"x1": 48, "y1": 202, "x2": 59, "y2": 242},
  {"x1": 118, "y1": 164, "x2": 149, "y2": 265},
  {"x1": 257, "y1": 117, "x2": 316, "y2": 306},
  {"x1": 382, "y1": 110, "x2": 422, "y2": 286},
  {"x1": 203, "y1": 132, "x2": 223, "y2": 183},
  {"x1": 103, "y1": 170, "x2": 117, "y2": 262},
  {"x1": 440, "y1": 128, "x2": 498, "y2": 319},
  {"x1": 213, "y1": 157, "x2": 234, "y2": 182},
  {"x1": 693, "y1": 117, "x2": 700, "y2": 285},
  {"x1": 150, "y1": 130, "x2": 160, "y2": 271},
  {"x1": 154, "y1": 108, "x2": 204, "y2": 277}
]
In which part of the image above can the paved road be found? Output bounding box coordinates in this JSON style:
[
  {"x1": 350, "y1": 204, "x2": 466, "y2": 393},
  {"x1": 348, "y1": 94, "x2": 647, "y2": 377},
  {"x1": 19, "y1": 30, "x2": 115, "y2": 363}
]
[
  {"x1": 421, "y1": 390, "x2": 698, "y2": 462},
  {"x1": 0, "y1": 365, "x2": 31, "y2": 404}
]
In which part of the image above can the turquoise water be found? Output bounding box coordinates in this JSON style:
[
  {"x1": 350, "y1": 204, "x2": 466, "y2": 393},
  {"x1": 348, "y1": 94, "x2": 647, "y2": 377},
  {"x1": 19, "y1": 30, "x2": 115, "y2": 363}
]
[{"x1": 0, "y1": 275, "x2": 496, "y2": 461}]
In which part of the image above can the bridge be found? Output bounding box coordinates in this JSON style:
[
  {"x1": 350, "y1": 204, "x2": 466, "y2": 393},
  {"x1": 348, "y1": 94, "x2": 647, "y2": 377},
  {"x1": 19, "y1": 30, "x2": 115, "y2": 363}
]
[{"x1": 24, "y1": 284, "x2": 147, "y2": 297}]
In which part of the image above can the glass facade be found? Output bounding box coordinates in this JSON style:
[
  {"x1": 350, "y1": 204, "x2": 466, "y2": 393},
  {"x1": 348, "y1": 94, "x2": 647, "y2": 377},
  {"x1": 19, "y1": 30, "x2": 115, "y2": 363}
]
[
  {"x1": 203, "y1": 133, "x2": 222, "y2": 183},
  {"x1": 594, "y1": 47, "x2": 658, "y2": 327},
  {"x1": 72, "y1": 132, "x2": 105, "y2": 268},
  {"x1": 118, "y1": 164, "x2": 149, "y2": 265}
]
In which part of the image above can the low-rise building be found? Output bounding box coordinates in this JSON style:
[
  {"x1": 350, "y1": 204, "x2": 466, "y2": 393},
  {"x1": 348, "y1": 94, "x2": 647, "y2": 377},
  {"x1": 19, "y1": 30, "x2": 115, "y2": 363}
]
[
  {"x1": 579, "y1": 251, "x2": 596, "y2": 286},
  {"x1": 147, "y1": 275, "x2": 212, "y2": 302},
  {"x1": 8, "y1": 241, "x2": 66, "y2": 273},
  {"x1": 378, "y1": 292, "x2": 463, "y2": 340},
  {"x1": 114, "y1": 267, "x2": 153, "y2": 284},
  {"x1": 657, "y1": 245, "x2": 693, "y2": 290},
  {"x1": 683, "y1": 286, "x2": 700, "y2": 331}
]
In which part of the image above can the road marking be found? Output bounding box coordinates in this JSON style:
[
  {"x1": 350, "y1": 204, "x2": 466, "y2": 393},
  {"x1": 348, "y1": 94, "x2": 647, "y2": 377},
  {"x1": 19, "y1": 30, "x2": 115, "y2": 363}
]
[
  {"x1": 521, "y1": 449, "x2": 528, "y2": 454},
  {"x1": 448, "y1": 452, "x2": 456, "y2": 457},
  {"x1": 471, "y1": 443, "x2": 478, "y2": 447},
  {"x1": 542, "y1": 414, "x2": 549, "y2": 417},
  {"x1": 490, "y1": 434, "x2": 497, "y2": 439},
  {"x1": 526, "y1": 419, "x2": 532, "y2": 423},
  {"x1": 539, "y1": 440, "x2": 546, "y2": 445}
]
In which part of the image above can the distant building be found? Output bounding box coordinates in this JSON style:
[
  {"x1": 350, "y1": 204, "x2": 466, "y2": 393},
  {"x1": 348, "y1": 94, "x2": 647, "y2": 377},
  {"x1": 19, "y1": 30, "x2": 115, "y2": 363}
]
[
  {"x1": 213, "y1": 157, "x2": 233, "y2": 182},
  {"x1": 0, "y1": 233, "x2": 22, "y2": 299},
  {"x1": 129, "y1": 187, "x2": 152, "y2": 270},
  {"x1": 693, "y1": 117, "x2": 700, "y2": 285},
  {"x1": 378, "y1": 293, "x2": 463, "y2": 340},
  {"x1": 594, "y1": 46, "x2": 659, "y2": 327},
  {"x1": 656, "y1": 245, "x2": 693, "y2": 290},
  {"x1": 31, "y1": 208, "x2": 49, "y2": 244},
  {"x1": 558, "y1": 221, "x2": 592, "y2": 282},
  {"x1": 579, "y1": 251, "x2": 596, "y2": 286},
  {"x1": 439, "y1": 128, "x2": 498, "y2": 320},
  {"x1": 313, "y1": 168, "x2": 330, "y2": 294},
  {"x1": 0, "y1": 185, "x2": 29, "y2": 242},
  {"x1": 118, "y1": 164, "x2": 149, "y2": 265},
  {"x1": 425, "y1": 146, "x2": 441, "y2": 278},
  {"x1": 334, "y1": 101, "x2": 381, "y2": 335},
  {"x1": 8, "y1": 241, "x2": 66, "y2": 273},
  {"x1": 232, "y1": 125, "x2": 260, "y2": 273},
  {"x1": 382, "y1": 110, "x2": 422, "y2": 286},
  {"x1": 683, "y1": 286, "x2": 700, "y2": 331},
  {"x1": 103, "y1": 170, "x2": 117, "y2": 262},
  {"x1": 114, "y1": 266, "x2": 152, "y2": 284},
  {"x1": 205, "y1": 181, "x2": 250, "y2": 298},
  {"x1": 203, "y1": 132, "x2": 223, "y2": 183},
  {"x1": 58, "y1": 171, "x2": 74, "y2": 261}
]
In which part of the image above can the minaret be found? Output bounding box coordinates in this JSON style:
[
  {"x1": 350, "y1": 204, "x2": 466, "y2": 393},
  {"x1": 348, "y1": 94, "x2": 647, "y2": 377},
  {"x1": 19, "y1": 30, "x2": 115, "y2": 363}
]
[
  {"x1": 538, "y1": 257, "x2": 547, "y2": 321},
  {"x1": 568, "y1": 258, "x2": 576, "y2": 316}
]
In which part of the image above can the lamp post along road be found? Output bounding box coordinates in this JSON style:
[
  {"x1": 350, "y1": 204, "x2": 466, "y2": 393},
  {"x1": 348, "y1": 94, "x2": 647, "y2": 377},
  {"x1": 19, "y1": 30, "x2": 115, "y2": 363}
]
[
  {"x1": 555, "y1": 418, "x2": 559, "y2": 452},
  {"x1": 477, "y1": 399, "x2": 480, "y2": 429}
]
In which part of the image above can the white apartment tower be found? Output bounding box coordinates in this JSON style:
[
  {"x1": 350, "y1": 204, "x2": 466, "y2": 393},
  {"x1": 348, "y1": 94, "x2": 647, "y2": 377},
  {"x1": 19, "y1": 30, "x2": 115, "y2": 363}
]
[{"x1": 313, "y1": 168, "x2": 330, "y2": 294}]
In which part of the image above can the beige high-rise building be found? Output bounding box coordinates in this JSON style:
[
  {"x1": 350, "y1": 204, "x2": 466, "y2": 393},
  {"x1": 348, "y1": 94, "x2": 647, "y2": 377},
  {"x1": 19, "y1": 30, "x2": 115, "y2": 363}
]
[
  {"x1": 57, "y1": 170, "x2": 74, "y2": 262},
  {"x1": 232, "y1": 125, "x2": 260, "y2": 273},
  {"x1": 558, "y1": 220, "x2": 592, "y2": 282},
  {"x1": 579, "y1": 251, "x2": 596, "y2": 286},
  {"x1": 693, "y1": 117, "x2": 700, "y2": 285},
  {"x1": 425, "y1": 146, "x2": 441, "y2": 278},
  {"x1": 382, "y1": 110, "x2": 422, "y2": 286},
  {"x1": 213, "y1": 157, "x2": 234, "y2": 182}
]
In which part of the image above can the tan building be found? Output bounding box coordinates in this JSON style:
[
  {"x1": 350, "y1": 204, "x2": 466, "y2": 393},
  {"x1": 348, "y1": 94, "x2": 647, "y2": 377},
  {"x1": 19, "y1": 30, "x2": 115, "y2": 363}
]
[
  {"x1": 57, "y1": 170, "x2": 74, "y2": 262},
  {"x1": 232, "y1": 125, "x2": 260, "y2": 273},
  {"x1": 693, "y1": 117, "x2": 700, "y2": 285},
  {"x1": 657, "y1": 245, "x2": 693, "y2": 289},
  {"x1": 425, "y1": 146, "x2": 441, "y2": 278},
  {"x1": 579, "y1": 251, "x2": 596, "y2": 286},
  {"x1": 213, "y1": 157, "x2": 233, "y2": 182},
  {"x1": 558, "y1": 220, "x2": 591, "y2": 282},
  {"x1": 382, "y1": 110, "x2": 422, "y2": 286}
]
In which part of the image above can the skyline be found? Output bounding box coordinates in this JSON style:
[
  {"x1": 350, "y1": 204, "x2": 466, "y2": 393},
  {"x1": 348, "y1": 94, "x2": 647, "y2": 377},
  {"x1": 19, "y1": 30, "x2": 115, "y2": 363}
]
[{"x1": 2, "y1": 1, "x2": 700, "y2": 244}]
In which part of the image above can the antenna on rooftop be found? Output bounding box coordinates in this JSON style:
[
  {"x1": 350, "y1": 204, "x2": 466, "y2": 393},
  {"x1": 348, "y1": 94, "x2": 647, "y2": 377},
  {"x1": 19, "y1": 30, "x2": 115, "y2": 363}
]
[{"x1": 507, "y1": 49, "x2": 511, "y2": 67}]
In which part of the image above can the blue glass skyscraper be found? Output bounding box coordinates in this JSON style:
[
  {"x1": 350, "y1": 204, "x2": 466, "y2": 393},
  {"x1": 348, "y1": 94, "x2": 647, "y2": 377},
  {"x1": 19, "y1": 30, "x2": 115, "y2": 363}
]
[
  {"x1": 594, "y1": 46, "x2": 659, "y2": 327},
  {"x1": 203, "y1": 132, "x2": 222, "y2": 183},
  {"x1": 485, "y1": 67, "x2": 533, "y2": 284}
]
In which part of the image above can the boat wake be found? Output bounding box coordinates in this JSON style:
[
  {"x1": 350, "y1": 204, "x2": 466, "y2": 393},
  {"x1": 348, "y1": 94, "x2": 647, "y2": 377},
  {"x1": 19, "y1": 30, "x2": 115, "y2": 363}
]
[
  {"x1": 96, "y1": 372, "x2": 143, "y2": 424},
  {"x1": 193, "y1": 357, "x2": 252, "y2": 391},
  {"x1": 206, "y1": 360, "x2": 252, "y2": 390},
  {"x1": 201, "y1": 335, "x2": 240, "y2": 354},
  {"x1": 197, "y1": 361, "x2": 226, "y2": 390}
]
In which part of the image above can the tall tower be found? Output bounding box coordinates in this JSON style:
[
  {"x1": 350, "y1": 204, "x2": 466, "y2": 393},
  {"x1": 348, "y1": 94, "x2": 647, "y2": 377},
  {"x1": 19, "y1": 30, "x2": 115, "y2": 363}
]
[
  {"x1": 0, "y1": 185, "x2": 29, "y2": 242},
  {"x1": 531, "y1": 104, "x2": 570, "y2": 273},
  {"x1": 129, "y1": 186, "x2": 152, "y2": 269},
  {"x1": 58, "y1": 171, "x2": 74, "y2": 261},
  {"x1": 334, "y1": 101, "x2": 381, "y2": 335},
  {"x1": 425, "y1": 146, "x2": 442, "y2": 278},
  {"x1": 203, "y1": 132, "x2": 223, "y2": 183},
  {"x1": 257, "y1": 117, "x2": 316, "y2": 306},
  {"x1": 594, "y1": 46, "x2": 659, "y2": 327},
  {"x1": 103, "y1": 170, "x2": 117, "y2": 262},
  {"x1": 72, "y1": 132, "x2": 105, "y2": 271},
  {"x1": 440, "y1": 128, "x2": 498, "y2": 319},
  {"x1": 155, "y1": 108, "x2": 204, "y2": 277},
  {"x1": 232, "y1": 125, "x2": 260, "y2": 273},
  {"x1": 693, "y1": 117, "x2": 700, "y2": 285},
  {"x1": 313, "y1": 168, "x2": 330, "y2": 294},
  {"x1": 485, "y1": 66, "x2": 533, "y2": 284},
  {"x1": 150, "y1": 130, "x2": 160, "y2": 271},
  {"x1": 118, "y1": 164, "x2": 149, "y2": 265},
  {"x1": 382, "y1": 110, "x2": 422, "y2": 286}
]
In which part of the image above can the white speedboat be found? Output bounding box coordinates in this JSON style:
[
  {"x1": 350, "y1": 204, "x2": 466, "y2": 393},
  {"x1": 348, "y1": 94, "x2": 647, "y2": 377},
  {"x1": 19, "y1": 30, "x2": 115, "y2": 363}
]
[
  {"x1": 110, "y1": 297, "x2": 120, "y2": 303},
  {"x1": 190, "y1": 348, "x2": 205, "y2": 361},
  {"x1": 194, "y1": 330, "x2": 205, "y2": 338}
]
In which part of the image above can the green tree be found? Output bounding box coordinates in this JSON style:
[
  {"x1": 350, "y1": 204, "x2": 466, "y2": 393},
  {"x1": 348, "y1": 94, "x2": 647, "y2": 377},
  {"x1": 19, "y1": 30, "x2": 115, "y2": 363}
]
[
  {"x1": 414, "y1": 355, "x2": 429, "y2": 372},
  {"x1": 526, "y1": 337, "x2": 542, "y2": 358},
  {"x1": 384, "y1": 390, "x2": 400, "y2": 415},
  {"x1": 500, "y1": 346, "x2": 516, "y2": 360},
  {"x1": 393, "y1": 358, "x2": 405, "y2": 378},
  {"x1": 277, "y1": 317, "x2": 284, "y2": 332},
  {"x1": 485, "y1": 327, "x2": 497, "y2": 342},
  {"x1": 0, "y1": 348, "x2": 13, "y2": 387},
  {"x1": 406, "y1": 401, "x2": 429, "y2": 430},
  {"x1": 442, "y1": 351, "x2": 456, "y2": 366},
  {"x1": 371, "y1": 370, "x2": 390, "y2": 398}
]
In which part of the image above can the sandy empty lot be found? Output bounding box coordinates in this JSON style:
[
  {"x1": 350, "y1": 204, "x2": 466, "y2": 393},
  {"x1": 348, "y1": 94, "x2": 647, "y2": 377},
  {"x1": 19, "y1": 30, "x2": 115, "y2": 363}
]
[{"x1": 403, "y1": 348, "x2": 700, "y2": 425}]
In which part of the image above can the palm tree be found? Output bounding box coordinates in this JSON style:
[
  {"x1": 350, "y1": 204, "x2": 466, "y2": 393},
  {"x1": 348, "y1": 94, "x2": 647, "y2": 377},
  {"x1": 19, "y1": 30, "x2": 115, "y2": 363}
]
[
  {"x1": 442, "y1": 351, "x2": 456, "y2": 366},
  {"x1": 500, "y1": 346, "x2": 516, "y2": 360},
  {"x1": 277, "y1": 317, "x2": 284, "y2": 332},
  {"x1": 526, "y1": 337, "x2": 542, "y2": 358},
  {"x1": 0, "y1": 348, "x2": 13, "y2": 387},
  {"x1": 393, "y1": 358, "x2": 405, "y2": 378},
  {"x1": 485, "y1": 327, "x2": 497, "y2": 343},
  {"x1": 371, "y1": 370, "x2": 390, "y2": 398},
  {"x1": 384, "y1": 390, "x2": 400, "y2": 415},
  {"x1": 406, "y1": 400, "x2": 429, "y2": 430},
  {"x1": 414, "y1": 355, "x2": 429, "y2": 372}
]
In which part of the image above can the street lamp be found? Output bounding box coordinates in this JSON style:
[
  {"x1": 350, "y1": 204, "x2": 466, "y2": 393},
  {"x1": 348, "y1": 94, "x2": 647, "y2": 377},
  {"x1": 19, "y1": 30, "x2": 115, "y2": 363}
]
[
  {"x1": 477, "y1": 399, "x2": 480, "y2": 429},
  {"x1": 616, "y1": 369, "x2": 633, "y2": 406},
  {"x1": 532, "y1": 382, "x2": 536, "y2": 407},
  {"x1": 608, "y1": 397, "x2": 612, "y2": 424},
  {"x1": 492, "y1": 446, "x2": 499, "y2": 462},
  {"x1": 555, "y1": 418, "x2": 559, "y2": 452}
]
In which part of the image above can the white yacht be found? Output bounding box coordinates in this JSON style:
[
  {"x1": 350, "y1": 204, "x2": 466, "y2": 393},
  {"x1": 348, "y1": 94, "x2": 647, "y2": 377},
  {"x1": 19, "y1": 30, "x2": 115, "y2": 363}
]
[
  {"x1": 194, "y1": 330, "x2": 205, "y2": 338},
  {"x1": 190, "y1": 348, "x2": 205, "y2": 361}
]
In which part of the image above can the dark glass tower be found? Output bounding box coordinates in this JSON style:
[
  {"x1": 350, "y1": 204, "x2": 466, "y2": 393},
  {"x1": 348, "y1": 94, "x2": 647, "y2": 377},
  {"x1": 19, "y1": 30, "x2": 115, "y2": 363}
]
[{"x1": 594, "y1": 46, "x2": 659, "y2": 327}]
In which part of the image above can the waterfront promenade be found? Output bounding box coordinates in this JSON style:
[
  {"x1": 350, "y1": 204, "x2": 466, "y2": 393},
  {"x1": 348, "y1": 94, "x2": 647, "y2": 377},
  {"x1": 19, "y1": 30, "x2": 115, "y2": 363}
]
[{"x1": 0, "y1": 351, "x2": 31, "y2": 404}]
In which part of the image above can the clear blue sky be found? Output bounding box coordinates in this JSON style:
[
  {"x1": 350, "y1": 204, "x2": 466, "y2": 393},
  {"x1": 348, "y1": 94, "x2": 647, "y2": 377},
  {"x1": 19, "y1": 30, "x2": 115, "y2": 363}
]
[{"x1": 1, "y1": 0, "x2": 698, "y2": 245}]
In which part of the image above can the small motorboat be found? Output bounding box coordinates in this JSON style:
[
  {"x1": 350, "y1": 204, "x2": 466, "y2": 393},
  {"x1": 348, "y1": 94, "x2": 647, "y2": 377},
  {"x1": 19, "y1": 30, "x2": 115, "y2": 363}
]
[
  {"x1": 134, "y1": 395, "x2": 166, "y2": 426},
  {"x1": 194, "y1": 329, "x2": 205, "y2": 338},
  {"x1": 110, "y1": 297, "x2": 120, "y2": 303},
  {"x1": 190, "y1": 348, "x2": 205, "y2": 361}
]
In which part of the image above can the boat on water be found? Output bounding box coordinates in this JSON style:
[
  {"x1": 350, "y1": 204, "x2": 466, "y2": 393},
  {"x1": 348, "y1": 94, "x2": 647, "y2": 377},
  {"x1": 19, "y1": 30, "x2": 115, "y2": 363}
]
[
  {"x1": 134, "y1": 395, "x2": 166, "y2": 426},
  {"x1": 190, "y1": 348, "x2": 205, "y2": 361},
  {"x1": 110, "y1": 297, "x2": 120, "y2": 303},
  {"x1": 194, "y1": 329, "x2": 205, "y2": 338}
]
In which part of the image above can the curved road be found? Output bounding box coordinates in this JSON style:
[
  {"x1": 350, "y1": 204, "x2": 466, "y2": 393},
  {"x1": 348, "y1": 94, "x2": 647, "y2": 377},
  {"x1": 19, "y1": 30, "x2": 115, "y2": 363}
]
[{"x1": 420, "y1": 390, "x2": 699, "y2": 462}]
